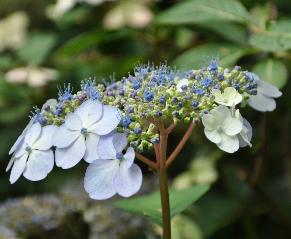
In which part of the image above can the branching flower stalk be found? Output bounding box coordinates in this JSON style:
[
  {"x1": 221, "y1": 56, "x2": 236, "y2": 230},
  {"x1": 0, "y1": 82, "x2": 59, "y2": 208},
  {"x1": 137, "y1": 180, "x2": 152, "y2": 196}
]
[{"x1": 6, "y1": 61, "x2": 282, "y2": 239}]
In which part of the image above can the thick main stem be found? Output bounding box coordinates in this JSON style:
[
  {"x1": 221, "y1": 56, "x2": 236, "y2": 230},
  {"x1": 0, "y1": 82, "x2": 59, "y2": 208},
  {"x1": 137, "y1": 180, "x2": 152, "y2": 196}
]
[{"x1": 158, "y1": 122, "x2": 171, "y2": 239}]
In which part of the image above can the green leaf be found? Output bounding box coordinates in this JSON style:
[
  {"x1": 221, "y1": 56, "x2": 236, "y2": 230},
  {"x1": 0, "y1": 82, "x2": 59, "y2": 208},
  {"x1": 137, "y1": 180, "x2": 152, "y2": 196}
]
[
  {"x1": 192, "y1": 193, "x2": 242, "y2": 237},
  {"x1": 115, "y1": 184, "x2": 210, "y2": 225},
  {"x1": 252, "y1": 58, "x2": 288, "y2": 89},
  {"x1": 249, "y1": 19, "x2": 291, "y2": 52},
  {"x1": 173, "y1": 43, "x2": 253, "y2": 70},
  {"x1": 17, "y1": 33, "x2": 57, "y2": 65},
  {"x1": 56, "y1": 30, "x2": 132, "y2": 56},
  {"x1": 199, "y1": 22, "x2": 248, "y2": 45},
  {"x1": 156, "y1": 0, "x2": 251, "y2": 25}
]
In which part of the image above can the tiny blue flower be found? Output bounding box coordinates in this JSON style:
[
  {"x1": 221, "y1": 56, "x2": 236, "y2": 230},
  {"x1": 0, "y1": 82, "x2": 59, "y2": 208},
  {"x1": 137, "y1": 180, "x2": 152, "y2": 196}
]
[
  {"x1": 192, "y1": 88, "x2": 205, "y2": 96},
  {"x1": 131, "y1": 79, "x2": 141, "y2": 90},
  {"x1": 143, "y1": 90, "x2": 154, "y2": 102},
  {"x1": 234, "y1": 65, "x2": 241, "y2": 71},
  {"x1": 81, "y1": 79, "x2": 101, "y2": 100},
  {"x1": 156, "y1": 110, "x2": 162, "y2": 117},
  {"x1": 150, "y1": 137, "x2": 159, "y2": 144},
  {"x1": 159, "y1": 96, "x2": 166, "y2": 104},
  {"x1": 201, "y1": 77, "x2": 213, "y2": 88},
  {"x1": 122, "y1": 115, "x2": 132, "y2": 128},
  {"x1": 127, "y1": 106, "x2": 134, "y2": 113},
  {"x1": 208, "y1": 59, "x2": 219, "y2": 72},
  {"x1": 58, "y1": 84, "x2": 73, "y2": 102},
  {"x1": 134, "y1": 127, "x2": 142, "y2": 134},
  {"x1": 192, "y1": 101, "x2": 199, "y2": 108},
  {"x1": 217, "y1": 74, "x2": 224, "y2": 81}
]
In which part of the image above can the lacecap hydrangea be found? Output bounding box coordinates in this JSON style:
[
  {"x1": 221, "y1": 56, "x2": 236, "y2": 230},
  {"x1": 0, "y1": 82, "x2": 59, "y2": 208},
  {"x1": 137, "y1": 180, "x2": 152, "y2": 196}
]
[{"x1": 6, "y1": 61, "x2": 281, "y2": 200}]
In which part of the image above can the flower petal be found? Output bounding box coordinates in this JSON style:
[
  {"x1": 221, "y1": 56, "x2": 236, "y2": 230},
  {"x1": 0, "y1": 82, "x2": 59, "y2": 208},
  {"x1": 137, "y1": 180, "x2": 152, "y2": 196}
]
[
  {"x1": 53, "y1": 125, "x2": 80, "y2": 148},
  {"x1": 224, "y1": 87, "x2": 242, "y2": 105},
  {"x1": 217, "y1": 133, "x2": 239, "y2": 153},
  {"x1": 6, "y1": 157, "x2": 15, "y2": 172},
  {"x1": 248, "y1": 94, "x2": 276, "y2": 112},
  {"x1": 23, "y1": 150, "x2": 54, "y2": 181},
  {"x1": 65, "y1": 113, "x2": 82, "y2": 131},
  {"x1": 33, "y1": 125, "x2": 58, "y2": 150},
  {"x1": 9, "y1": 153, "x2": 29, "y2": 184},
  {"x1": 90, "y1": 105, "x2": 121, "y2": 135},
  {"x1": 114, "y1": 163, "x2": 142, "y2": 197},
  {"x1": 201, "y1": 113, "x2": 217, "y2": 131},
  {"x1": 212, "y1": 105, "x2": 230, "y2": 124},
  {"x1": 113, "y1": 133, "x2": 128, "y2": 153},
  {"x1": 239, "y1": 118, "x2": 252, "y2": 148},
  {"x1": 75, "y1": 99, "x2": 103, "y2": 128},
  {"x1": 84, "y1": 159, "x2": 119, "y2": 200},
  {"x1": 212, "y1": 89, "x2": 225, "y2": 104},
  {"x1": 204, "y1": 129, "x2": 221, "y2": 144},
  {"x1": 257, "y1": 78, "x2": 282, "y2": 98},
  {"x1": 222, "y1": 114, "x2": 242, "y2": 136},
  {"x1": 14, "y1": 141, "x2": 27, "y2": 158},
  {"x1": 97, "y1": 133, "x2": 117, "y2": 159},
  {"x1": 123, "y1": 147, "x2": 135, "y2": 169},
  {"x1": 9, "y1": 117, "x2": 34, "y2": 155},
  {"x1": 55, "y1": 136, "x2": 86, "y2": 169},
  {"x1": 24, "y1": 122, "x2": 42, "y2": 146},
  {"x1": 84, "y1": 133, "x2": 100, "y2": 163}
]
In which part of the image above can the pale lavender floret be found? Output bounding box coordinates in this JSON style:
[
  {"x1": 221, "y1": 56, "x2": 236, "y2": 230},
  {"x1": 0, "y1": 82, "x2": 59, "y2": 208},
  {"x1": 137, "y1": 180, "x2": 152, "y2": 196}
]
[
  {"x1": 53, "y1": 99, "x2": 121, "y2": 169},
  {"x1": 7, "y1": 122, "x2": 57, "y2": 184},
  {"x1": 84, "y1": 133, "x2": 142, "y2": 200}
]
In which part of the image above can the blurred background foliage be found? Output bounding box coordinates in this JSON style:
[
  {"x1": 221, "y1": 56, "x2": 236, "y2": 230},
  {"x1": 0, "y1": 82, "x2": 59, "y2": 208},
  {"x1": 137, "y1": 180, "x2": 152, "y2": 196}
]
[{"x1": 0, "y1": 0, "x2": 291, "y2": 238}]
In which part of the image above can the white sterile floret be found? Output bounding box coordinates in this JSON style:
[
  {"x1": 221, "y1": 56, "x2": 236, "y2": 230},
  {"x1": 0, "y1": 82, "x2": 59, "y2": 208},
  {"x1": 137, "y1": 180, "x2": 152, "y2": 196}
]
[
  {"x1": 54, "y1": 99, "x2": 121, "y2": 169},
  {"x1": 202, "y1": 105, "x2": 243, "y2": 153},
  {"x1": 7, "y1": 122, "x2": 57, "y2": 184},
  {"x1": 84, "y1": 133, "x2": 142, "y2": 200},
  {"x1": 176, "y1": 79, "x2": 189, "y2": 92},
  {"x1": 248, "y1": 73, "x2": 282, "y2": 112},
  {"x1": 212, "y1": 87, "x2": 242, "y2": 107}
]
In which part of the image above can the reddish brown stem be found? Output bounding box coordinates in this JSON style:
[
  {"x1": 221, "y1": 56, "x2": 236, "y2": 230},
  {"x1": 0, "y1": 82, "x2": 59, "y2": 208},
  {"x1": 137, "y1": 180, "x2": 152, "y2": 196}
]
[
  {"x1": 166, "y1": 123, "x2": 175, "y2": 134},
  {"x1": 135, "y1": 152, "x2": 157, "y2": 170},
  {"x1": 157, "y1": 120, "x2": 171, "y2": 239},
  {"x1": 154, "y1": 143, "x2": 160, "y2": 166},
  {"x1": 166, "y1": 122, "x2": 195, "y2": 168}
]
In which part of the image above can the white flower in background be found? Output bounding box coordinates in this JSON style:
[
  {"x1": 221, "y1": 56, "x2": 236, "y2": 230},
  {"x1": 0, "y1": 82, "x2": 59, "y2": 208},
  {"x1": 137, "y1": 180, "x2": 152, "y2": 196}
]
[
  {"x1": 103, "y1": 1, "x2": 153, "y2": 30},
  {"x1": 176, "y1": 79, "x2": 189, "y2": 92},
  {"x1": 202, "y1": 106, "x2": 243, "y2": 153},
  {"x1": 248, "y1": 73, "x2": 282, "y2": 112},
  {"x1": 5, "y1": 66, "x2": 58, "y2": 88},
  {"x1": 0, "y1": 12, "x2": 29, "y2": 51},
  {"x1": 212, "y1": 87, "x2": 242, "y2": 107},
  {"x1": 47, "y1": 0, "x2": 115, "y2": 20},
  {"x1": 84, "y1": 133, "x2": 142, "y2": 200},
  {"x1": 54, "y1": 99, "x2": 121, "y2": 169},
  {"x1": 7, "y1": 123, "x2": 57, "y2": 184}
]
